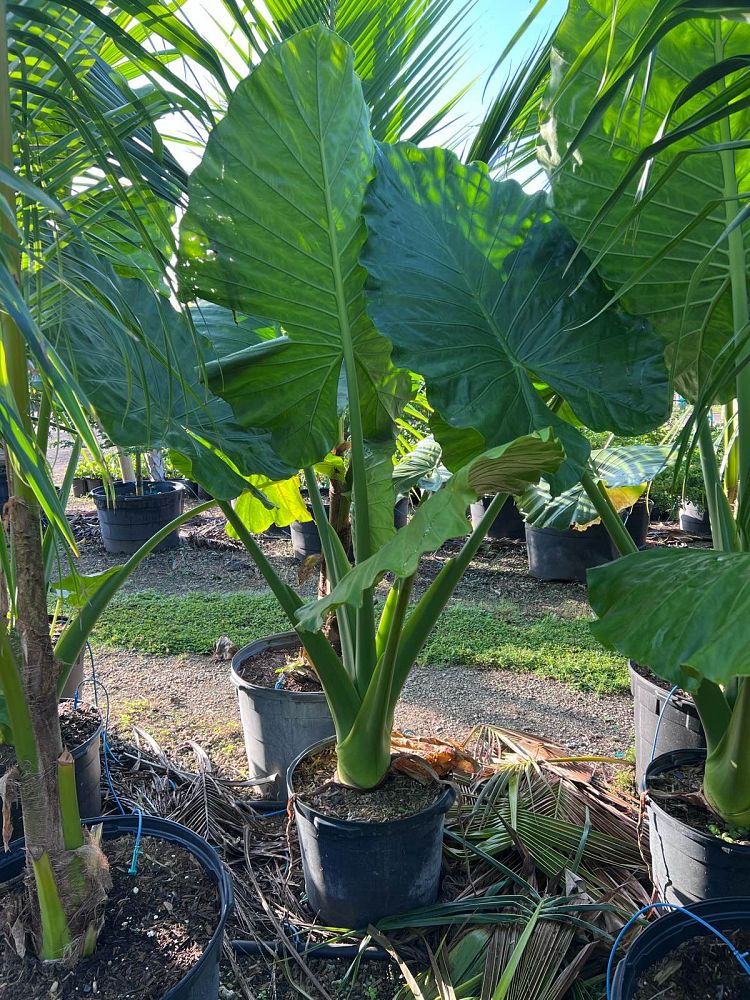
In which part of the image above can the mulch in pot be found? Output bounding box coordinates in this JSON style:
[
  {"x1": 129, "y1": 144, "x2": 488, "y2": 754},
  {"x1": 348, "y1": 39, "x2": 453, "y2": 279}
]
[
  {"x1": 0, "y1": 835, "x2": 219, "y2": 1000},
  {"x1": 291, "y1": 743, "x2": 442, "y2": 823},
  {"x1": 649, "y1": 760, "x2": 750, "y2": 844},
  {"x1": 634, "y1": 927, "x2": 750, "y2": 999},
  {"x1": 237, "y1": 647, "x2": 321, "y2": 693}
]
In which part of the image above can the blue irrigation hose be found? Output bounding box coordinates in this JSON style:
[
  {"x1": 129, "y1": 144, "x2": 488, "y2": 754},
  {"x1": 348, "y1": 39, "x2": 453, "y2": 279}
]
[
  {"x1": 606, "y1": 902, "x2": 750, "y2": 999},
  {"x1": 77, "y1": 645, "x2": 142, "y2": 872}
]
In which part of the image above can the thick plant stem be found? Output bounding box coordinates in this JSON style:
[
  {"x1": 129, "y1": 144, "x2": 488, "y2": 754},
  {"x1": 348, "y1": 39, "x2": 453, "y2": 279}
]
[
  {"x1": 704, "y1": 678, "x2": 750, "y2": 825},
  {"x1": 219, "y1": 500, "x2": 360, "y2": 734},
  {"x1": 336, "y1": 575, "x2": 414, "y2": 789},
  {"x1": 303, "y1": 467, "x2": 354, "y2": 671},
  {"x1": 31, "y1": 852, "x2": 72, "y2": 961},
  {"x1": 580, "y1": 470, "x2": 638, "y2": 556},
  {"x1": 692, "y1": 679, "x2": 732, "y2": 757},
  {"x1": 0, "y1": 4, "x2": 74, "y2": 957},
  {"x1": 716, "y1": 30, "x2": 750, "y2": 541},
  {"x1": 697, "y1": 420, "x2": 738, "y2": 551},
  {"x1": 58, "y1": 752, "x2": 84, "y2": 851}
]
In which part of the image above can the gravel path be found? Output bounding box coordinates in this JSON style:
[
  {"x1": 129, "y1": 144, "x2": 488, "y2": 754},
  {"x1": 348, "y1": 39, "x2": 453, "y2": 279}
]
[{"x1": 94, "y1": 645, "x2": 633, "y2": 773}]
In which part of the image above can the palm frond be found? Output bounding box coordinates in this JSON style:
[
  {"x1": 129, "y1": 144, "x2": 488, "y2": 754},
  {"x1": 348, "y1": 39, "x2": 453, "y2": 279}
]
[{"x1": 226, "y1": 0, "x2": 478, "y2": 143}]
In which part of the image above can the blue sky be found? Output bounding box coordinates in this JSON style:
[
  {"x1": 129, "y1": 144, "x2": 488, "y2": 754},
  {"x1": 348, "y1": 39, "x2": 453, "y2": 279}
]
[{"x1": 450, "y1": 0, "x2": 566, "y2": 132}]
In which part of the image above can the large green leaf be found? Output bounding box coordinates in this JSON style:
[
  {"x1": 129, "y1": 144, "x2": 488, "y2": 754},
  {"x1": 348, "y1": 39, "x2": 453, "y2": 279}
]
[
  {"x1": 361, "y1": 142, "x2": 671, "y2": 492},
  {"x1": 520, "y1": 444, "x2": 671, "y2": 529},
  {"x1": 178, "y1": 25, "x2": 409, "y2": 471},
  {"x1": 43, "y1": 250, "x2": 288, "y2": 498},
  {"x1": 296, "y1": 430, "x2": 565, "y2": 630},
  {"x1": 589, "y1": 548, "x2": 750, "y2": 690},
  {"x1": 539, "y1": 1, "x2": 750, "y2": 401}
]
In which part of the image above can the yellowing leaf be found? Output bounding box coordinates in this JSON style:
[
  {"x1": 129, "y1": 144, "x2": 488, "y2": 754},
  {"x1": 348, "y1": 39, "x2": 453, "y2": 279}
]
[{"x1": 227, "y1": 476, "x2": 311, "y2": 537}]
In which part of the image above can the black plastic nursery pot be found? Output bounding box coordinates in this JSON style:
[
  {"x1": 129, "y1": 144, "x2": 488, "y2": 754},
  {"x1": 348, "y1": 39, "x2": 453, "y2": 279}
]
[
  {"x1": 287, "y1": 738, "x2": 456, "y2": 929},
  {"x1": 85, "y1": 475, "x2": 104, "y2": 493},
  {"x1": 0, "y1": 813, "x2": 233, "y2": 1000},
  {"x1": 290, "y1": 510, "x2": 324, "y2": 560},
  {"x1": 630, "y1": 663, "x2": 705, "y2": 788},
  {"x1": 646, "y1": 749, "x2": 750, "y2": 905},
  {"x1": 525, "y1": 500, "x2": 651, "y2": 582},
  {"x1": 231, "y1": 633, "x2": 335, "y2": 799},
  {"x1": 92, "y1": 480, "x2": 185, "y2": 555},
  {"x1": 291, "y1": 499, "x2": 409, "y2": 561},
  {"x1": 2, "y1": 701, "x2": 103, "y2": 841},
  {"x1": 610, "y1": 897, "x2": 750, "y2": 999},
  {"x1": 469, "y1": 495, "x2": 525, "y2": 541},
  {"x1": 679, "y1": 500, "x2": 712, "y2": 536},
  {"x1": 72, "y1": 475, "x2": 87, "y2": 498}
]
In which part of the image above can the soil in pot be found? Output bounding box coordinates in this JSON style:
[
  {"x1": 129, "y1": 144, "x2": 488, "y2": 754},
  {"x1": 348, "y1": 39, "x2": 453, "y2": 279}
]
[
  {"x1": 238, "y1": 645, "x2": 321, "y2": 694},
  {"x1": 649, "y1": 759, "x2": 750, "y2": 843},
  {"x1": 1, "y1": 835, "x2": 220, "y2": 1000},
  {"x1": 292, "y1": 743, "x2": 441, "y2": 822},
  {"x1": 633, "y1": 927, "x2": 750, "y2": 999}
]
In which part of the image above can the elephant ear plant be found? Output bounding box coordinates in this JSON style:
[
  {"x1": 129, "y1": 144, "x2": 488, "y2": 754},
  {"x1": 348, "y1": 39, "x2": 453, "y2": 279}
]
[
  {"x1": 177, "y1": 23, "x2": 669, "y2": 799},
  {"x1": 541, "y1": 0, "x2": 750, "y2": 841}
]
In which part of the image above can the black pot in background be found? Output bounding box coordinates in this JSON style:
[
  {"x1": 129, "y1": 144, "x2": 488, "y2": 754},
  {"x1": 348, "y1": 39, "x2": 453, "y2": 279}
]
[
  {"x1": 1, "y1": 813, "x2": 233, "y2": 1000},
  {"x1": 288, "y1": 738, "x2": 456, "y2": 928},
  {"x1": 394, "y1": 495, "x2": 409, "y2": 529},
  {"x1": 630, "y1": 663, "x2": 705, "y2": 788},
  {"x1": 72, "y1": 476, "x2": 87, "y2": 499},
  {"x1": 231, "y1": 633, "x2": 334, "y2": 799},
  {"x1": 526, "y1": 499, "x2": 651, "y2": 582},
  {"x1": 85, "y1": 475, "x2": 104, "y2": 493},
  {"x1": 610, "y1": 897, "x2": 750, "y2": 999},
  {"x1": 469, "y1": 496, "x2": 525, "y2": 541},
  {"x1": 291, "y1": 498, "x2": 409, "y2": 561},
  {"x1": 290, "y1": 511, "x2": 324, "y2": 561},
  {"x1": 2, "y1": 701, "x2": 103, "y2": 841},
  {"x1": 92, "y1": 481, "x2": 184, "y2": 555},
  {"x1": 679, "y1": 501, "x2": 712, "y2": 536},
  {"x1": 646, "y1": 748, "x2": 750, "y2": 904}
]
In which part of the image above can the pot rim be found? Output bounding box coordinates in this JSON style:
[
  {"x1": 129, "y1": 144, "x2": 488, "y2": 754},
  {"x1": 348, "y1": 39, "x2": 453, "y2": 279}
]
[
  {"x1": 231, "y1": 632, "x2": 327, "y2": 702},
  {"x1": 646, "y1": 747, "x2": 750, "y2": 854},
  {"x1": 628, "y1": 661, "x2": 701, "y2": 716},
  {"x1": 91, "y1": 480, "x2": 185, "y2": 505},
  {"x1": 3, "y1": 813, "x2": 233, "y2": 1000},
  {"x1": 611, "y1": 896, "x2": 750, "y2": 997},
  {"x1": 287, "y1": 735, "x2": 457, "y2": 832}
]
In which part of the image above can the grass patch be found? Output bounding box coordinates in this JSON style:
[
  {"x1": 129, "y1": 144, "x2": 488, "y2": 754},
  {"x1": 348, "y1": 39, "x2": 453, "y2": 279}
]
[
  {"x1": 92, "y1": 590, "x2": 628, "y2": 694},
  {"x1": 417, "y1": 603, "x2": 628, "y2": 694},
  {"x1": 94, "y1": 591, "x2": 288, "y2": 655}
]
